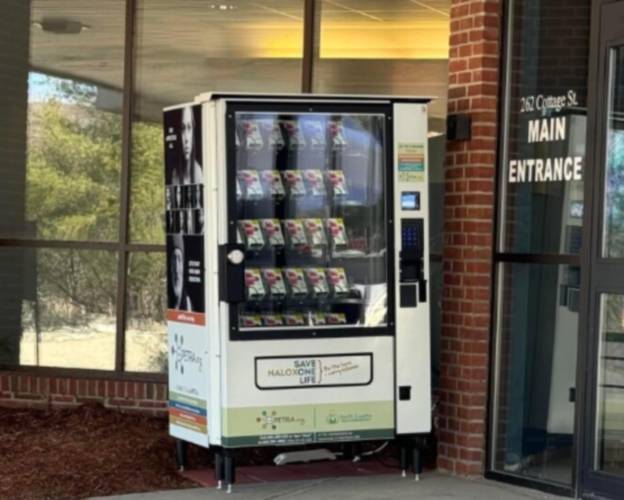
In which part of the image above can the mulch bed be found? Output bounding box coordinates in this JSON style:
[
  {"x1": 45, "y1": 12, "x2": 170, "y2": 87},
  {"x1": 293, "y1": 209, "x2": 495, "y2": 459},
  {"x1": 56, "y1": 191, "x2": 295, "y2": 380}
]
[
  {"x1": 0, "y1": 403, "x2": 204, "y2": 500},
  {"x1": 0, "y1": 403, "x2": 436, "y2": 499}
]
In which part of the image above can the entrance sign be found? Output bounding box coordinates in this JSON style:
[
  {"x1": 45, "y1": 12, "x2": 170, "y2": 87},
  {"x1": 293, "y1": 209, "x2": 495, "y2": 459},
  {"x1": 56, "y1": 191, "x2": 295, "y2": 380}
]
[{"x1": 508, "y1": 90, "x2": 584, "y2": 184}]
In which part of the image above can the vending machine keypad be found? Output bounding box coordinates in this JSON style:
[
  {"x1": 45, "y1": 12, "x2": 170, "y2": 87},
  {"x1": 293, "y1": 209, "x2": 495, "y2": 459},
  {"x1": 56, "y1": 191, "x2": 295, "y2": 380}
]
[
  {"x1": 401, "y1": 219, "x2": 423, "y2": 255},
  {"x1": 399, "y1": 218, "x2": 426, "y2": 307}
]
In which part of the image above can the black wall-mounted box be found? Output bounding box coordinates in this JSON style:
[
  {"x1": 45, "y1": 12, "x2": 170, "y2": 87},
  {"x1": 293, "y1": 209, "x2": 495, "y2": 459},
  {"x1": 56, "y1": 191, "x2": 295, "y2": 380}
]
[{"x1": 447, "y1": 114, "x2": 472, "y2": 141}]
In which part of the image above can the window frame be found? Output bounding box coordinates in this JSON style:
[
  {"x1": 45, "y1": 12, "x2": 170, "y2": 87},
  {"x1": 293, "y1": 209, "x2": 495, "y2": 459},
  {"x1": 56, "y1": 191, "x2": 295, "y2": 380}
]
[
  {"x1": 0, "y1": 0, "x2": 447, "y2": 381},
  {"x1": 484, "y1": 0, "x2": 585, "y2": 497}
]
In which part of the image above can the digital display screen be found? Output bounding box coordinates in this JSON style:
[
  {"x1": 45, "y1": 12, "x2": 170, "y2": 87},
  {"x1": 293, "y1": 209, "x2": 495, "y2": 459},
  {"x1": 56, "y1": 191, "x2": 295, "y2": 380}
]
[{"x1": 401, "y1": 191, "x2": 420, "y2": 210}]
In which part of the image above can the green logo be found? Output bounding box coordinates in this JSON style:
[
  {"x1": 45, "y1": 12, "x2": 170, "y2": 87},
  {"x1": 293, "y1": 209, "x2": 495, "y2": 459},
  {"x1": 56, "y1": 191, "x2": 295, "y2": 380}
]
[
  {"x1": 256, "y1": 410, "x2": 278, "y2": 430},
  {"x1": 256, "y1": 409, "x2": 306, "y2": 430}
]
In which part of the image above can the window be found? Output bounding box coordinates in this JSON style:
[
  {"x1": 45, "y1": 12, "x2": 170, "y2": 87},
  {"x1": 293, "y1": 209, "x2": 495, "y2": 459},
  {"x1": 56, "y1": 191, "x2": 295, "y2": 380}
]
[
  {"x1": 313, "y1": 0, "x2": 449, "y2": 133},
  {"x1": 313, "y1": 1, "x2": 449, "y2": 381},
  {"x1": 124, "y1": 252, "x2": 167, "y2": 372},
  {"x1": 0, "y1": 0, "x2": 125, "y2": 369},
  {"x1": 0, "y1": 0, "x2": 449, "y2": 376},
  {"x1": 127, "y1": 0, "x2": 306, "y2": 370},
  {"x1": 16, "y1": 249, "x2": 118, "y2": 370},
  {"x1": 492, "y1": 262, "x2": 579, "y2": 485},
  {"x1": 490, "y1": 0, "x2": 590, "y2": 488},
  {"x1": 5, "y1": 1, "x2": 126, "y2": 242},
  {"x1": 130, "y1": 0, "x2": 305, "y2": 245}
]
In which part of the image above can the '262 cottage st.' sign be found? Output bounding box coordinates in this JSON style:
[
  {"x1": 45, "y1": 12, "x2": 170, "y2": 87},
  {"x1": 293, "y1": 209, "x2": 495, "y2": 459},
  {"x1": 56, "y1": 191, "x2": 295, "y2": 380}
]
[{"x1": 508, "y1": 90, "x2": 584, "y2": 184}]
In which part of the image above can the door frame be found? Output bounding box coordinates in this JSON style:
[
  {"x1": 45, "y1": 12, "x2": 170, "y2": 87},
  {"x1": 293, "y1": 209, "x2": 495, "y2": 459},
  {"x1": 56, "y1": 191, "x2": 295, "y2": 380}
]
[
  {"x1": 578, "y1": 0, "x2": 624, "y2": 497},
  {"x1": 222, "y1": 100, "x2": 397, "y2": 341}
]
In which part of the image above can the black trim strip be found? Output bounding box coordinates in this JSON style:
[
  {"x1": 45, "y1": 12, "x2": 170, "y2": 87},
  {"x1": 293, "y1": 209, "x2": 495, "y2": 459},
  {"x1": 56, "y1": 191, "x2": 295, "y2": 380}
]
[
  {"x1": 484, "y1": 470, "x2": 574, "y2": 498},
  {"x1": 494, "y1": 252, "x2": 581, "y2": 265},
  {"x1": 234, "y1": 327, "x2": 392, "y2": 341},
  {"x1": 0, "y1": 239, "x2": 164, "y2": 253},
  {"x1": 224, "y1": 101, "x2": 397, "y2": 342},
  {"x1": 301, "y1": 0, "x2": 317, "y2": 93},
  {"x1": 115, "y1": 0, "x2": 137, "y2": 372},
  {"x1": 210, "y1": 93, "x2": 432, "y2": 104},
  {"x1": 0, "y1": 239, "x2": 120, "y2": 250}
]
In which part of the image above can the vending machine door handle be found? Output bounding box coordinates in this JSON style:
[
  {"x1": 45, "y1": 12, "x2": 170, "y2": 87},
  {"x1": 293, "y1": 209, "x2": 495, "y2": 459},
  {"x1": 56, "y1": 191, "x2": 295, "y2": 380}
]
[{"x1": 219, "y1": 243, "x2": 245, "y2": 303}]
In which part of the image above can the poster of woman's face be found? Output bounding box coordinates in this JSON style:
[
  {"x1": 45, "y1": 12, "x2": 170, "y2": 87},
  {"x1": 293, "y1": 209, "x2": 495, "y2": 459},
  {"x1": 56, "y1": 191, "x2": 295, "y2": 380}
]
[
  {"x1": 171, "y1": 237, "x2": 185, "y2": 309},
  {"x1": 164, "y1": 105, "x2": 203, "y2": 186},
  {"x1": 166, "y1": 211, "x2": 175, "y2": 233},
  {"x1": 173, "y1": 186, "x2": 182, "y2": 209},
  {"x1": 193, "y1": 209, "x2": 204, "y2": 235},
  {"x1": 181, "y1": 107, "x2": 194, "y2": 164},
  {"x1": 178, "y1": 210, "x2": 187, "y2": 235},
  {"x1": 166, "y1": 234, "x2": 204, "y2": 313}
]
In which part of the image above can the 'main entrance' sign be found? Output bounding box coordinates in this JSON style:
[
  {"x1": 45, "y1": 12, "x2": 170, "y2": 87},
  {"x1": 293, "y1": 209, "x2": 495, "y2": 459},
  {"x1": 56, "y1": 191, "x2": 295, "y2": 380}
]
[{"x1": 508, "y1": 91, "x2": 584, "y2": 184}]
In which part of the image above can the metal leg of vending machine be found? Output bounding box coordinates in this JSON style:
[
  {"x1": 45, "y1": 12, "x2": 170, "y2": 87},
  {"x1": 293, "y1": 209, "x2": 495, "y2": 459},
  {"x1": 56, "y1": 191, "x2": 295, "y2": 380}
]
[
  {"x1": 224, "y1": 448, "x2": 236, "y2": 494},
  {"x1": 214, "y1": 447, "x2": 224, "y2": 490},
  {"x1": 350, "y1": 442, "x2": 362, "y2": 462},
  {"x1": 175, "y1": 439, "x2": 188, "y2": 472},
  {"x1": 412, "y1": 441, "x2": 422, "y2": 482},
  {"x1": 400, "y1": 442, "x2": 408, "y2": 478},
  {"x1": 398, "y1": 436, "x2": 424, "y2": 481}
]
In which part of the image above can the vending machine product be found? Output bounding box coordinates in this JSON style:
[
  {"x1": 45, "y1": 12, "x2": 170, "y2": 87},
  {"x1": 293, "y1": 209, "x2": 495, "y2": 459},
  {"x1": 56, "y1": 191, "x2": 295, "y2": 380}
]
[{"x1": 164, "y1": 94, "x2": 431, "y2": 488}]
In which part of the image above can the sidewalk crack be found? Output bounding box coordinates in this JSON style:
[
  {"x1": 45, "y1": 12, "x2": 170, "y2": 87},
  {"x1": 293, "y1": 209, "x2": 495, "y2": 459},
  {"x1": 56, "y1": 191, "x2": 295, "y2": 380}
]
[{"x1": 260, "y1": 478, "x2": 337, "y2": 500}]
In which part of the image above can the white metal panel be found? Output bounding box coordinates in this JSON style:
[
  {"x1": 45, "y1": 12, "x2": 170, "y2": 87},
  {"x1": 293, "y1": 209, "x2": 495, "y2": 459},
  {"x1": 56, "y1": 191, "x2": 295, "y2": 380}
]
[
  {"x1": 393, "y1": 102, "x2": 432, "y2": 434},
  {"x1": 165, "y1": 102, "x2": 211, "y2": 448},
  {"x1": 224, "y1": 336, "x2": 394, "y2": 408},
  {"x1": 163, "y1": 101, "x2": 195, "y2": 112},
  {"x1": 204, "y1": 101, "x2": 222, "y2": 446}
]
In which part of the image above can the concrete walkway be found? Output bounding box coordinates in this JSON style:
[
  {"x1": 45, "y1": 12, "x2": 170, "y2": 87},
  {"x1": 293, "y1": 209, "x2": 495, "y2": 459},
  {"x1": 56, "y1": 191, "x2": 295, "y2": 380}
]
[{"x1": 93, "y1": 472, "x2": 567, "y2": 499}]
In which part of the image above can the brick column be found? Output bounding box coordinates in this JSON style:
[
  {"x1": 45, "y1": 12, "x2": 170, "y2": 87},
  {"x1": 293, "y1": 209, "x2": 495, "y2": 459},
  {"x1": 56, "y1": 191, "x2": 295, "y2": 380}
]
[{"x1": 437, "y1": 0, "x2": 501, "y2": 476}]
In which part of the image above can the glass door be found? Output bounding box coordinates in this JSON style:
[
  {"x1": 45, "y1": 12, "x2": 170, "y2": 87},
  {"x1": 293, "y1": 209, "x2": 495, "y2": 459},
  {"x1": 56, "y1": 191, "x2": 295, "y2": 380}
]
[
  {"x1": 226, "y1": 103, "x2": 393, "y2": 339},
  {"x1": 582, "y1": 1, "x2": 624, "y2": 497}
]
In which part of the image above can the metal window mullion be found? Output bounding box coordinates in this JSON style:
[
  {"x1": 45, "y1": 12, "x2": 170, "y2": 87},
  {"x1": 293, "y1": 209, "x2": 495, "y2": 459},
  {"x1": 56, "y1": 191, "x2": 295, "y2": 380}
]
[
  {"x1": 0, "y1": 239, "x2": 120, "y2": 250},
  {"x1": 125, "y1": 243, "x2": 165, "y2": 253},
  {"x1": 115, "y1": 0, "x2": 137, "y2": 373},
  {"x1": 493, "y1": 252, "x2": 582, "y2": 266},
  {"x1": 301, "y1": 0, "x2": 320, "y2": 92}
]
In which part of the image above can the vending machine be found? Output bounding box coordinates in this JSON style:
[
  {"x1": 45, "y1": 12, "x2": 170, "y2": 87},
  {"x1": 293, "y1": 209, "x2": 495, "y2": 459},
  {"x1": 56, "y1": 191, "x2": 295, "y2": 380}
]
[{"x1": 164, "y1": 93, "x2": 432, "y2": 489}]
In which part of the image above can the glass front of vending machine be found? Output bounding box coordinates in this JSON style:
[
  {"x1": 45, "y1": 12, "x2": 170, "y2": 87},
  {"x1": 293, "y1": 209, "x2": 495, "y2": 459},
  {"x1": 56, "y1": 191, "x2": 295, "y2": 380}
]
[{"x1": 229, "y1": 103, "x2": 393, "y2": 336}]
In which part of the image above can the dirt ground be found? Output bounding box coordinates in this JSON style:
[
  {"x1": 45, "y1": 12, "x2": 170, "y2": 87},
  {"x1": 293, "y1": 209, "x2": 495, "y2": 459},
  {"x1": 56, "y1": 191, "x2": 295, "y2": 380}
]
[
  {"x1": 0, "y1": 404, "x2": 436, "y2": 500},
  {"x1": 0, "y1": 404, "x2": 202, "y2": 500}
]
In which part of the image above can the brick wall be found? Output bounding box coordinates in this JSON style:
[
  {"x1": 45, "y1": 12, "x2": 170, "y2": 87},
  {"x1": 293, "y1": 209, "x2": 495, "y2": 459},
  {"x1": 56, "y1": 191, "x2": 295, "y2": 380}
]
[
  {"x1": 437, "y1": 0, "x2": 501, "y2": 476},
  {"x1": 0, "y1": 372, "x2": 167, "y2": 416}
]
